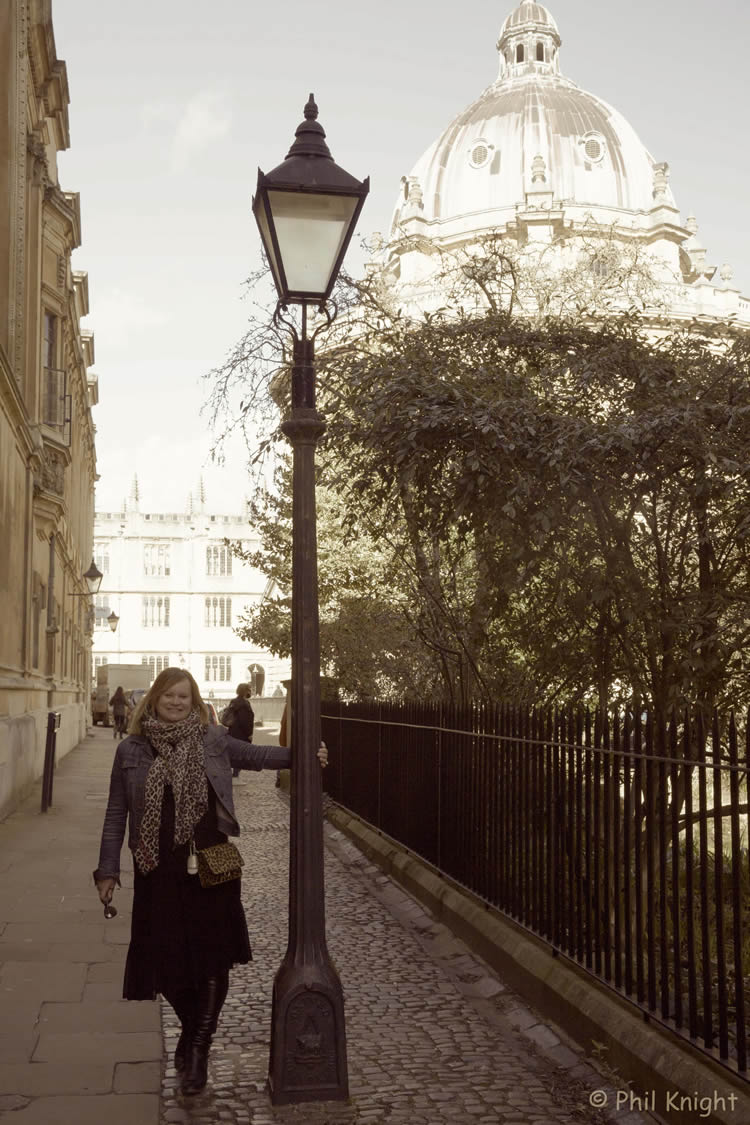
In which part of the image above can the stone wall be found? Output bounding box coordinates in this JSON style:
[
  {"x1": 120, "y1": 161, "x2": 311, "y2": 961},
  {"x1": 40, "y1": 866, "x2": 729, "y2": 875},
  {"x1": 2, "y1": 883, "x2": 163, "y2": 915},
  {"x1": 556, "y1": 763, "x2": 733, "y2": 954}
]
[
  {"x1": 0, "y1": 702, "x2": 85, "y2": 821},
  {"x1": 0, "y1": 2, "x2": 98, "y2": 819}
]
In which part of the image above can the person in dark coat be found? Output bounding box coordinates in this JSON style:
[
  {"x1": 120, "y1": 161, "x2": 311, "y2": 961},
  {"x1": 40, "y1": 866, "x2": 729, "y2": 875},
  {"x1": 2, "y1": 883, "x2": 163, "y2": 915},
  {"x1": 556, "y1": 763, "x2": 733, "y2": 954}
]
[
  {"x1": 226, "y1": 683, "x2": 254, "y2": 779},
  {"x1": 110, "y1": 686, "x2": 128, "y2": 739},
  {"x1": 93, "y1": 666, "x2": 326, "y2": 1096},
  {"x1": 276, "y1": 695, "x2": 290, "y2": 787}
]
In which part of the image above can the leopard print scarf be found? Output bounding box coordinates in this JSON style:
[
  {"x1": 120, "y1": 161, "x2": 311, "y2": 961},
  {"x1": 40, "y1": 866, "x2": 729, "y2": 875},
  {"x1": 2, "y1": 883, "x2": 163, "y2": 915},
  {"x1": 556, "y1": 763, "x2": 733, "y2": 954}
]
[{"x1": 133, "y1": 710, "x2": 208, "y2": 875}]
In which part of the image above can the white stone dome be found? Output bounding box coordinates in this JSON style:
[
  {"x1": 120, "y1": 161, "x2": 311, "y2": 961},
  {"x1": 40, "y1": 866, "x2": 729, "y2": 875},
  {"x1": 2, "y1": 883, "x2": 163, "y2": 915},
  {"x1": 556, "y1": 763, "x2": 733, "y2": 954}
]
[
  {"x1": 378, "y1": 2, "x2": 750, "y2": 333},
  {"x1": 391, "y1": 2, "x2": 676, "y2": 241}
]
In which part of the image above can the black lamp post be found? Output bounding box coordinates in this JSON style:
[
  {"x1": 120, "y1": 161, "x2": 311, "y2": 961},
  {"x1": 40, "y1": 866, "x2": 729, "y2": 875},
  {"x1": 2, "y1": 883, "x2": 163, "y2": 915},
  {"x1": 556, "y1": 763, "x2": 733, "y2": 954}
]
[
  {"x1": 107, "y1": 611, "x2": 119, "y2": 633},
  {"x1": 253, "y1": 93, "x2": 368, "y2": 1106}
]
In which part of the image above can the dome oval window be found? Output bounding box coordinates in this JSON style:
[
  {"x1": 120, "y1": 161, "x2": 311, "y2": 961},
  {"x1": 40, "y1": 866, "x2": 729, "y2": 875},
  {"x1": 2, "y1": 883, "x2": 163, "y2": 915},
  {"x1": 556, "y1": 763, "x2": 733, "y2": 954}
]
[
  {"x1": 581, "y1": 133, "x2": 606, "y2": 164},
  {"x1": 468, "y1": 141, "x2": 494, "y2": 169},
  {"x1": 516, "y1": 43, "x2": 525, "y2": 63}
]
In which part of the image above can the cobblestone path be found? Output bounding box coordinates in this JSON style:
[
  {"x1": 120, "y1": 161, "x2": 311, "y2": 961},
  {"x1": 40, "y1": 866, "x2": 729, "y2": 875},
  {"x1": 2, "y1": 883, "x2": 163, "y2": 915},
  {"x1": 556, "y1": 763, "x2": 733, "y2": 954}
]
[{"x1": 160, "y1": 771, "x2": 649, "y2": 1125}]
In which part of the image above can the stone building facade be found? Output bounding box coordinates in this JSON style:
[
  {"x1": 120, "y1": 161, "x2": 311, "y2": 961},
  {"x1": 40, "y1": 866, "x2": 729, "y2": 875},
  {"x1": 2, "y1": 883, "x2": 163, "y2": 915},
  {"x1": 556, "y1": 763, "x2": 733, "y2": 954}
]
[
  {"x1": 0, "y1": 1, "x2": 98, "y2": 818},
  {"x1": 92, "y1": 483, "x2": 289, "y2": 710}
]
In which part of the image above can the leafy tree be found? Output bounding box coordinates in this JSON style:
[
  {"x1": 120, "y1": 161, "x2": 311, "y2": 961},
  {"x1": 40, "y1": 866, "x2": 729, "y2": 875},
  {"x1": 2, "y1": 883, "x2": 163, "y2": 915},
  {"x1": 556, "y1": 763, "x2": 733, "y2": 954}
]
[
  {"x1": 206, "y1": 232, "x2": 750, "y2": 712},
  {"x1": 229, "y1": 462, "x2": 441, "y2": 699},
  {"x1": 315, "y1": 310, "x2": 750, "y2": 714}
]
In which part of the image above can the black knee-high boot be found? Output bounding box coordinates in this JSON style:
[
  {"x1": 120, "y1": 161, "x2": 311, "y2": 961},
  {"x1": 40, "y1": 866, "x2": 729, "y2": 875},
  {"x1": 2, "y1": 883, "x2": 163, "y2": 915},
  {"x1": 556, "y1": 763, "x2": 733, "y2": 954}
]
[
  {"x1": 181, "y1": 971, "x2": 229, "y2": 1096},
  {"x1": 174, "y1": 989, "x2": 198, "y2": 1073},
  {"x1": 163, "y1": 987, "x2": 198, "y2": 1072}
]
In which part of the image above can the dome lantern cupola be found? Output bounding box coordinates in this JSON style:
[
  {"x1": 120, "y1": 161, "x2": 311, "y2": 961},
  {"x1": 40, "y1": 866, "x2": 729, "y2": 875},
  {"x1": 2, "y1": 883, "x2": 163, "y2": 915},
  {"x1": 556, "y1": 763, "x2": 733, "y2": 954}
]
[{"x1": 497, "y1": 1, "x2": 561, "y2": 81}]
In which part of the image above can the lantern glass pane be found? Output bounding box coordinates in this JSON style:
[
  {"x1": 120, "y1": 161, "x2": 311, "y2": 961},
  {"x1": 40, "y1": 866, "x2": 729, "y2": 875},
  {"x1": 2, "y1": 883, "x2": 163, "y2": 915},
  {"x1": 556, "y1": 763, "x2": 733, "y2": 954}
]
[
  {"x1": 253, "y1": 195, "x2": 284, "y2": 294},
  {"x1": 85, "y1": 568, "x2": 102, "y2": 595},
  {"x1": 267, "y1": 190, "x2": 358, "y2": 296}
]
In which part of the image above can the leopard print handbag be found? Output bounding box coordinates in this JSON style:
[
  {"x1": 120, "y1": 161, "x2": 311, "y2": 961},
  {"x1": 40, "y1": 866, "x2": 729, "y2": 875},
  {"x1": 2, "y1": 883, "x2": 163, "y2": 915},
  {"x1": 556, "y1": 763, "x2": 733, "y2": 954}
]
[{"x1": 195, "y1": 841, "x2": 244, "y2": 887}]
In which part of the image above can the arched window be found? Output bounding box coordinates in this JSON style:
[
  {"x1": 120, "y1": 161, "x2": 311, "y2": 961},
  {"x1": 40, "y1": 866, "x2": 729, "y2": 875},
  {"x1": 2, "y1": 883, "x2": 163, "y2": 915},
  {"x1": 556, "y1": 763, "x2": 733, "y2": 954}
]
[
  {"x1": 144, "y1": 543, "x2": 171, "y2": 576},
  {"x1": 142, "y1": 654, "x2": 169, "y2": 678},
  {"x1": 205, "y1": 597, "x2": 232, "y2": 627},
  {"x1": 94, "y1": 594, "x2": 112, "y2": 629},
  {"x1": 205, "y1": 655, "x2": 232, "y2": 682},
  {"x1": 516, "y1": 43, "x2": 525, "y2": 63},
  {"x1": 94, "y1": 546, "x2": 109, "y2": 575},
  {"x1": 590, "y1": 257, "x2": 611, "y2": 280},
  {"x1": 142, "y1": 595, "x2": 170, "y2": 627},
  {"x1": 206, "y1": 544, "x2": 232, "y2": 576},
  {"x1": 536, "y1": 42, "x2": 544, "y2": 62}
]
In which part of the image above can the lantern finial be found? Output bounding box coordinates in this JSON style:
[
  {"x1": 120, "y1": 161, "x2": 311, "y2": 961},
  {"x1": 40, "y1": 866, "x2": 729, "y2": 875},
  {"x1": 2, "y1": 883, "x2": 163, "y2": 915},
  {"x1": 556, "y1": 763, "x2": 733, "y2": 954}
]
[{"x1": 286, "y1": 94, "x2": 332, "y2": 160}]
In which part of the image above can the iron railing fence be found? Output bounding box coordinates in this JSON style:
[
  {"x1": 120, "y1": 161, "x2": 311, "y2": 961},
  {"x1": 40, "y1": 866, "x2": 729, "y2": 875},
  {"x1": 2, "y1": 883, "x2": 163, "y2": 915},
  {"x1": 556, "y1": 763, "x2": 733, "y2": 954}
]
[{"x1": 321, "y1": 700, "x2": 750, "y2": 1080}]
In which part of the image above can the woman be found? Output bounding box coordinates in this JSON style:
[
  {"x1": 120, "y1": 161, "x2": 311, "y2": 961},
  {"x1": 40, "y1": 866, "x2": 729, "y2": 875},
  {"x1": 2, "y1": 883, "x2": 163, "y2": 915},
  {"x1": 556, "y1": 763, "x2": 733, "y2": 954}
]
[
  {"x1": 109, "y1": 685, "x2": 128, "y2": 739},
  {"x1": 93, "y1": 666, "x2": 326, "y2": 1097}
]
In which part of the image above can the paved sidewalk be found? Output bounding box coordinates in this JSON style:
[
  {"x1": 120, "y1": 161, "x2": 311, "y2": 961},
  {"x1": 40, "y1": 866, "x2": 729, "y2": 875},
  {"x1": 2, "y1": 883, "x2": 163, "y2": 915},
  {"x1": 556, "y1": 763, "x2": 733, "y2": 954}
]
[
  {"x1": 1, "y1": 727, "x2": 653, "y2": 1125},
  {"x1": 0, "y1": 725, "x2": 160, "y2": 1125}
]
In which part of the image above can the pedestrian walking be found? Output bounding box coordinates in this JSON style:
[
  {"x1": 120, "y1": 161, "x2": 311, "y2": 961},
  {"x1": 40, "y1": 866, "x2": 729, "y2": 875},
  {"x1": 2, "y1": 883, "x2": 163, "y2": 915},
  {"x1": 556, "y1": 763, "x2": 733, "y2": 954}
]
[
  {"x1": 109, "y1": 685, "x2": 128, "y2": 739},
  {"x1": 222, "y1": 682, "x2": 254, "y2": 779},
  {"x1": 93, "y1": 666, "x2": 327, "y2": 1097},
  {"x1": 125, "y1": 690, "x2": 136, "y2": 728}
]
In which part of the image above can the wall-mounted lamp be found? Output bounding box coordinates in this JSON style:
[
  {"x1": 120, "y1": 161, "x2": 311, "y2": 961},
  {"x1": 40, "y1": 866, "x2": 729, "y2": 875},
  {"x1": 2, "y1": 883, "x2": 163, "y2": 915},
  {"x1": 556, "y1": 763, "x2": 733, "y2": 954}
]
[{"x1": 70, "y1": 560, "x2": 104, "y2": 597}]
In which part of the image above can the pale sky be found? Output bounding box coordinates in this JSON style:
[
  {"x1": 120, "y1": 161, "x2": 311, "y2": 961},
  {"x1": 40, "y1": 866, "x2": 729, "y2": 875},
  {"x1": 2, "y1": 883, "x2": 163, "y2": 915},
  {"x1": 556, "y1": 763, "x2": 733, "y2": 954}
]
[{"x1": 53, "y1": 0, "x2": 750, "y2": 515}]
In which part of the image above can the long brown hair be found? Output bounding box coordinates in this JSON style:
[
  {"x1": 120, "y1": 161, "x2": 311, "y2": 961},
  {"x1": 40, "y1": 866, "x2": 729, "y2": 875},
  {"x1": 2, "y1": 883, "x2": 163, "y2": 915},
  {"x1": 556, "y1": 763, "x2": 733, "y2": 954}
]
[{"x1": 129, "y1": 667, "x2": 209, "y2": 734}]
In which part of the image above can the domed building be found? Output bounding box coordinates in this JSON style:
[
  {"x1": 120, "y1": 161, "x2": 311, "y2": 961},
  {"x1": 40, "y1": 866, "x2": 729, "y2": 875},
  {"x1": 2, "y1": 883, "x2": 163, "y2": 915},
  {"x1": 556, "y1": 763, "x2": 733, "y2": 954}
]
[{"x1": 378, "y1": 1, "x2": 749, "y2": 328}]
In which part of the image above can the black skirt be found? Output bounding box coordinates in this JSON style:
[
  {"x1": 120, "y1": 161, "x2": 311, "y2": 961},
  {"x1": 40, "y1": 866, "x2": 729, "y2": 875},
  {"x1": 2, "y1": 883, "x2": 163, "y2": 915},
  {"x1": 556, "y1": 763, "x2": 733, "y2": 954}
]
[{"x1": 123, "y1": 786, "x2": 251, "y2": 1000}]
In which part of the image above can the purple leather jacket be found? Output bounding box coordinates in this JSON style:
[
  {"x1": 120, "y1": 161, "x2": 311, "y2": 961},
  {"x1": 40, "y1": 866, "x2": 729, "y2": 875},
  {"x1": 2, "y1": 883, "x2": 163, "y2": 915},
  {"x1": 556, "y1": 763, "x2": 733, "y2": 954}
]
[{"x1": 94, "y1": 723, "x2": 290, "y2": 882}]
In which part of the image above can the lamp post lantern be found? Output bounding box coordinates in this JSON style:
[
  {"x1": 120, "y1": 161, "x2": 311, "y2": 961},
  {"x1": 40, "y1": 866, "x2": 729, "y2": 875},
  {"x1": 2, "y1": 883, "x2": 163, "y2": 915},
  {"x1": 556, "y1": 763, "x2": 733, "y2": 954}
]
[
  {"x1": 70, "y1": 560, "x2": 103, "y2": 598},
  {"x1": 107, "y1": 611, "x2": 119, "y2": 633},
  {"x1": 253, "y1": 93, "x2": 368, "y2": 1106},
  {"x1": 83, "y1": 559, "x2": 103, "y2": 596}
]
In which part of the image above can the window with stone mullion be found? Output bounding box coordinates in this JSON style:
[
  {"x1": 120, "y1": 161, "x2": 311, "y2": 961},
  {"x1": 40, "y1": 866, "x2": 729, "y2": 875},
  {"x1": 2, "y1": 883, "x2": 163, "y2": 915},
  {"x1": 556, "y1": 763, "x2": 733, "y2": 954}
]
[
  {"x1": 95, "y1": 547, "x2": 109, "y2": 575},
  {"x1": 204, "y1": 654, "x2": 232, "y2": 681},
  {"x1": 206, "y1": 545, "x2": 232, "y2": 577},
  {"x1": 142, "y1": 595, "x2": 170, "y2": 628},
  {"x1": 141, "y1": 654, "x2": 169, "y2": 678},
  {"x1": 205, "y1": 596, "x2": 231, "y2": 627},
  {"x1": 144, "y1": 544, "x2": 171, "y2": 576}
]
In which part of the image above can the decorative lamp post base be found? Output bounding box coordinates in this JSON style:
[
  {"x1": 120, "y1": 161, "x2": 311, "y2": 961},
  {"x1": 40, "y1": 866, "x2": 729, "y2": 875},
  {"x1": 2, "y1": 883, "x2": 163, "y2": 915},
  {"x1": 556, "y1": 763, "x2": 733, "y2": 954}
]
[{"x1": 267, "y1": 957, "x2": 349, "y2": 1104}]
